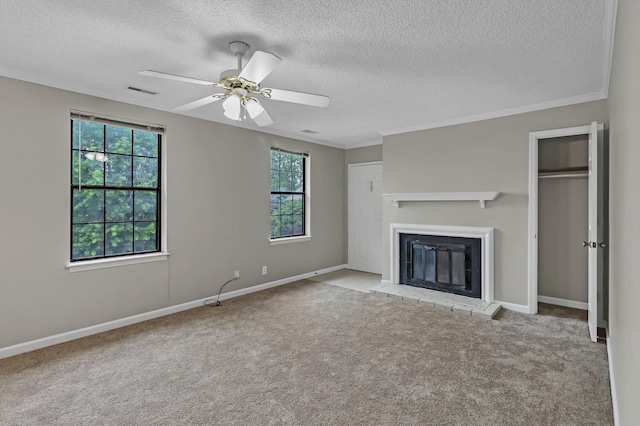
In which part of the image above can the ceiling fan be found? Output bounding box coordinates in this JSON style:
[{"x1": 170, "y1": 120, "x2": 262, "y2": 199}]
[{"x1": 140, "y1": 41, "x2": 330, "y2": 127}]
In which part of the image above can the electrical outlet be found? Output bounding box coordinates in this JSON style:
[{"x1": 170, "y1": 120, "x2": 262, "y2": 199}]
[
  {"x1": 262, "y1": 266, "x2": 268, "y2": 275},
  {"x1": 234, "y1": 270, "x2": 240, "y2": 278}
]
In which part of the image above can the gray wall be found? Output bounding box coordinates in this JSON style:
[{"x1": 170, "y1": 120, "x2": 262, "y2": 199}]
[
  {"x1": 537, "y1": 136, "x2": 589, "y2": 303},
  {"x1": 607, "y1": 0, "x2": 640, "y2": 422},
  {"x1": 382, "y1": 100, "x2": 607, "y2": 306},
  {"x1": 0, "y1": 76, "x2": 346, "y2": 348}
]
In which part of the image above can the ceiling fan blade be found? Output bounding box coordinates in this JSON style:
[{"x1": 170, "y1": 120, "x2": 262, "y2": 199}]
[
  {"x1": 173, "y1": 94, "x2": 225, "y2": 112},
  {"x1": 252, "y1": 108, "x2": 274, "y2": 127},
  {"x1": 261, "y1": 88, "x2": 329, "y2": 108},
  {"x1": 139, "y1": 70, "x2": 217, "y2": 86},
  {"x1": 238, "y1": 51, "x2": 282, "y2": 84},
  {"x1": 223, "y1": 96, "x2": 241, "y2": 121}
]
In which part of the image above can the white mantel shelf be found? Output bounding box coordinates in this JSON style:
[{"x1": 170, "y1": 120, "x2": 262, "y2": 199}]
[{"x1": 381, "y1": 192, "x2": 500, "y2": 208}]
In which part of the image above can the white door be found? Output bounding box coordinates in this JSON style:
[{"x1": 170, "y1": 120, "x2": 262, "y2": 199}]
[
  {"x1": 348, "y1": 162, "x2": 383, "y2": 274},
  {"x1": 587, "y1": 121, "x2": 603, "y2": 343}
]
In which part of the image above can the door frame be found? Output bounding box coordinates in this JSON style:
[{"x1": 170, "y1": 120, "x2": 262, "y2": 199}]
[
  {"x1": 348, "y1": 161, "x2": 383, "y2": 273},
  {"x1": 527, "y1": 123, "x2": 604, "y2": 314}
]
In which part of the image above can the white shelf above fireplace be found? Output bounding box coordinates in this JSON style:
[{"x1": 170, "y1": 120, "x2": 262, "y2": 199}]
[{"x1": 381, "y1": 192, "x2": 500, "y2": 208}]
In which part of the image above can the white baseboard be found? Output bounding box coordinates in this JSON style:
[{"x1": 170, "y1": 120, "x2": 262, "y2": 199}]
[
  {"x1": 0, "y1": 264, "x2": 347, "y2": 360},
  {"x1": 607, "y1": 333, "x2": 619, "y2": 426},
  {"x1": 538, "y1": 295, "x2": 588, "y2": 310},
  {"x1": 494, "y1": 300, "x2": 531, "y2": 314}
]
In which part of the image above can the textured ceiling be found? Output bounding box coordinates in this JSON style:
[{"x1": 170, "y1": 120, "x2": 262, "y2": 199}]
[{"x1": 0, "y1": 0, "x2": 616, "y2": 148}]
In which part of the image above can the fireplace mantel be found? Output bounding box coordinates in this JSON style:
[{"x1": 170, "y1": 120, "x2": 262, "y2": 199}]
[{"x1": 381, "y1": 192, "x2": 500, "y2": 208}]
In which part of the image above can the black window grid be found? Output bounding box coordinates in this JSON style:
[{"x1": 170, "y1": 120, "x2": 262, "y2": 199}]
[
  {"x1": 270, "y1": 151, "x2": 306, "y2": 239},
  {"x1": 70, "y1": 120, "x2": 161, "y2": 261}
]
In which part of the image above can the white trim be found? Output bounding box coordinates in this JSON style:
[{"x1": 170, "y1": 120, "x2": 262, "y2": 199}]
[
  {"x1": 382, "y1": 192, "x2": 499, "y2": 209},
  {"x1": 348, "y1": 161, "x2": 383, "y2": 167},
  {"x1": 527, "y1": 124, "x2": 604, "y2": 314},
  {"x1": 537, "y1": 295, "x2": 588, "y2": 310},
  {"x1": 270, "y1": 235, "x2": 311, "y2": 245},
  {"x1": 389, "y1": 223, "x2": 494, "y2": 303},
  {"x1": 607, "y1": 334, "x2": 620, "y2": 426},
  {"x1": 67, "y1": 252, "x2": 169, "y2": 272},
  {"x1": 344, "y1": 139, "x2": 383, "y2": 149},
  {"x1": 379, "y1": 92, "x2": 606, "y2": 137},
  {"x1": 602, "y1": 0, "x2": 619, "y2": 98},
  {"x1": 494, "y1": 300, "x2": 530, "y2": 314},
  {"x1": 0, "y1": 264, "x2": 347, "y2": 360}
]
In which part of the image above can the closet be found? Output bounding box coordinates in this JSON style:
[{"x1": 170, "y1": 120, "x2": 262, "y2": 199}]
[{"x1": 537, "y1": 135, "x2": 589, "y2": 308}]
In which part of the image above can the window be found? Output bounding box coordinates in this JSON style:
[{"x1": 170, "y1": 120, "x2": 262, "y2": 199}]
[
  {"x1": 270, "y1": 148, "x2": 308, "y2": 239},
  {"x1": 70, "y1": 115, "x2": 162, "y2": 261}
]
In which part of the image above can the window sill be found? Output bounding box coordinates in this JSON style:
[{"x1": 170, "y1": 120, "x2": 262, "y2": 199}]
[
  {"x1": 66, "y1": 252, "x2": 170, "y2": 273},
  {"x1": 270, "y1": 235, "x2": 311, "y2": 246}
]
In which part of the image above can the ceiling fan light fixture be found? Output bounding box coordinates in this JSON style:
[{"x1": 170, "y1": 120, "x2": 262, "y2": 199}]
[
  {"x1": 223, "y1": 95, "x2": 241, "y2": 121},
  {"x1": 244, "y1": 98, "x2": 265, "y2": 119}
]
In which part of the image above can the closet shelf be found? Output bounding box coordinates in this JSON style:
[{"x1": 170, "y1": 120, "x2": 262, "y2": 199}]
[{"x1": 381, "y1": 192, "x2": 500, "y2": 209}]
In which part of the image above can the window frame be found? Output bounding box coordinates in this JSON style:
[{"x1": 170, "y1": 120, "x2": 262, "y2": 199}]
[
  {"x1": 67, "y1": 112, "x2": 168, "y2": 271},
  {"x1": 269, "y1": 147, "x2": 311, "y2": 244}
]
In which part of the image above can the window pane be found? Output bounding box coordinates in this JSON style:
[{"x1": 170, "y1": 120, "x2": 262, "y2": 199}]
[
  {"x1": 281, "y1": 198, "x2": 294, "y2": 215},
  {"x1": 291, "y1": 170, "x2": 303, "y2": 192},
  {"x1": 73, "y1": 121, "x2": 104, "y2": 151},
  {"x1": 73, "y1": 189, "x2": 104, "y2": 224},
  {"x1": 291, "y1": 194, "x2": 303, "y2": 214},
  {"x1": 291, "y1": 156, "x2": 303, "y2": 174},
  {"x1": 133, "y1": 130, "x2": 159, "y2": 157},
  {"x1": 270, "y1": 169, "x2": 280, "y2": 191},
  {"x1": 72, "y1": 224, "x2": 104, "y2": 259},
  {"x1": 270, "y1": 216, "x2": 281, "y2": 238},
  {"x1": 293, "y1": 215, "x2": 304, "y2": 235},
  {"x1": 279, "y1": 171, "x2": 293, "y2": 192},
  {"x1": 134, "y1": 190, "x2": 157, "y2": 221},
  {"x1": 270, "y1": 194, "x2": 283, "y2": 215},
  {"x1": 281, "y1": 153, "x2": 293, "y2": 171},
  {"x1": 105, "y1": 154, "x2": 132, "y2": 186},
  {"x1": 281, "y1": 215, "x2": 294, "y2": 237},
  {"x1": 105, "y1": 223, "x2": 133, "y2": 256},
  {"x1": 134, "y1": 222, "x2": 157, "y2": 252},
  {"x1": 72, "y1": 150, "x2": 105, "y2": 186},
  {"x1": 106, "y1": 125, "x2": 132, "y2": 155},
  {"x1": 270, "y1": 151, "x2": 280, "y2": 170},
  {"x1": 105, "y1": 190, "x2": 133, "y2": 222},
  {"x1": 133, "y1": 157, "x2": 158, "y2": 187}
]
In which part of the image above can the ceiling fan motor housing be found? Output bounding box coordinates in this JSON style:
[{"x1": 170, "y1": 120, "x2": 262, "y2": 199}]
[{"x1": 219, "y1": 69, "x2": 260, "y2": 93}]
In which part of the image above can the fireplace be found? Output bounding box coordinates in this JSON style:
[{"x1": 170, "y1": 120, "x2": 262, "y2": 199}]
[
  {"x1": 389, "y1": 224, "x2": 495, "y2": 303},
  {"x1": 400, "y1": 234, "x2": 481, "y2": 298}
]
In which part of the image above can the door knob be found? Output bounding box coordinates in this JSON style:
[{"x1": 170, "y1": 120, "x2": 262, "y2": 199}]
[
  {"x1": 598, "y1": 242, "x2": 606, "y2": 248},
  {"x1": 582, "y1": 241, "x2": 590, "y2": 247}
]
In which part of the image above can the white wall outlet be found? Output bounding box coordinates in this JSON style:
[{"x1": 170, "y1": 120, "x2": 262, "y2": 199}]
[
  {"x1": 262, "y1": 266, "x2": 268, "y2": 275},
  {"x1": 234, "y1": 270, "x2": 240, "y2": 278}
]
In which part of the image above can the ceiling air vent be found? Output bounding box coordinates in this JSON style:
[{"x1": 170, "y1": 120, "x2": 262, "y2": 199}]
[{"x1": 127, "y1": 86, "x2": 158, "y2": 95}]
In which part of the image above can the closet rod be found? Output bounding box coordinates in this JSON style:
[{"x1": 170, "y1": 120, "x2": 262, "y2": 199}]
[{"x1": 538, "y1": 173, "x2": 588, "y2": 179}]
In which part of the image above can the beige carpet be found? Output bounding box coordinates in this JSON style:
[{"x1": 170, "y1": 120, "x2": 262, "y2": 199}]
[{"x1": 0, "y1": 280, "x2": 612, "y2": 425}]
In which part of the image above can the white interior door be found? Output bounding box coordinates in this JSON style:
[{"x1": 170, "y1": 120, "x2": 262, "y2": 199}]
[
  {"x1": 587, "y1": 121, "x2": 602, "y2": 343},
  {"x1": 348, "y1": 163, "x2": 382, "y2": 274}
]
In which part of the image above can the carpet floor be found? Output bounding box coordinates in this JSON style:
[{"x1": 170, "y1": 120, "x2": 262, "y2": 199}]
[{"x1": 0, "y1": 280, "x2": 612, "y2": 425}]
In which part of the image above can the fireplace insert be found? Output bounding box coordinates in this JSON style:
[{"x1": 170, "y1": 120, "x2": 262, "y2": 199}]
[{"x1": 399, "y1": 234, "x2": 481, "y2": 298}]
